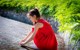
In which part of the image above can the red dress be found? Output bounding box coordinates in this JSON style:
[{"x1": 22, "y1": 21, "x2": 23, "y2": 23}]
[{"x1": 32, "y1": 19, "x2": 58, "y2": 50}]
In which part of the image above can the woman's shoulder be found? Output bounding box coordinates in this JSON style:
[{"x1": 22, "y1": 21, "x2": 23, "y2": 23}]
[{"x1": 35, "y1": 22, "x2": 43, "y2": 29}]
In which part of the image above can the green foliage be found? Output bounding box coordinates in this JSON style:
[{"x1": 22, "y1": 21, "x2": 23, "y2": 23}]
[
  {"x1": 71, "y1": 23, "x2": 80, "y2": 41},
  {"x1": 0, "y1": 0, "x2": 80, "y2": 43}
]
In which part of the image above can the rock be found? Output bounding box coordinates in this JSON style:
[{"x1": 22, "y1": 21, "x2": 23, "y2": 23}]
[
  {"x1": 0, "y1": 16, "x2": 32, "y2": 50},
  {"x1": 0, "y1": 9, "x2": 32, "y2": 24},
  {"x1": 55, "y1": 34, "x2": 65, "y2": 50},
  {"x1": 0, "y1": 16, "x2": 65, "y2": 50}
]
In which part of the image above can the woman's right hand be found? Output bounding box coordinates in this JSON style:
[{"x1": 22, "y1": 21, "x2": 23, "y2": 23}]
[{"x1": 19, "y1": 40, "x2": 26, "y2": 45}]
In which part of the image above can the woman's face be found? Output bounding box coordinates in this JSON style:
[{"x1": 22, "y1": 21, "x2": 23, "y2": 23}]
[{"x1": 27, "y1": 14, "x2": 37, "y2": 24}]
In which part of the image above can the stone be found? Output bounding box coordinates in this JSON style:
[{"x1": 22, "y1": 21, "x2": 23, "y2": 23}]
[{"x1": 0, "y1": 16, "x2": 32, "y2": 50}]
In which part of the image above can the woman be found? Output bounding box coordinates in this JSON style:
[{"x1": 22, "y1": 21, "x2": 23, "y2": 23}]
[{"x1": 19, "y1": 8, "x2": 58, "y2": 50}]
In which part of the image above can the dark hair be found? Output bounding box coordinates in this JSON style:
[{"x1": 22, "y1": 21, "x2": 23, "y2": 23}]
[{"x1": 28, "y1": 8, "x2": 40, "y2": 18}]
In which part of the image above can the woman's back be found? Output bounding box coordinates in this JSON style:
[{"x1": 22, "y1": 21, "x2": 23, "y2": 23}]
[{"x1": 32, "y1": 19, "x2": 58, "y2": 50}]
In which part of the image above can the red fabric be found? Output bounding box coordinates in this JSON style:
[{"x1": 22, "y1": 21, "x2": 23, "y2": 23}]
[{"x1": 32, "y1": 19, "x2": 58, "y2": 50}]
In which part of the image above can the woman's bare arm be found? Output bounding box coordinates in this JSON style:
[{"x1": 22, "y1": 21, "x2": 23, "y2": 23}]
[
  {"x1": 19, "y1": 31, "x2": 32, "y2": 45},
  {"x1": 23, "y1": 23, "x2": 43, "y2": 44},
  {"x1": 21, "y1": 31, "x2": 32, "y2": 42}
]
